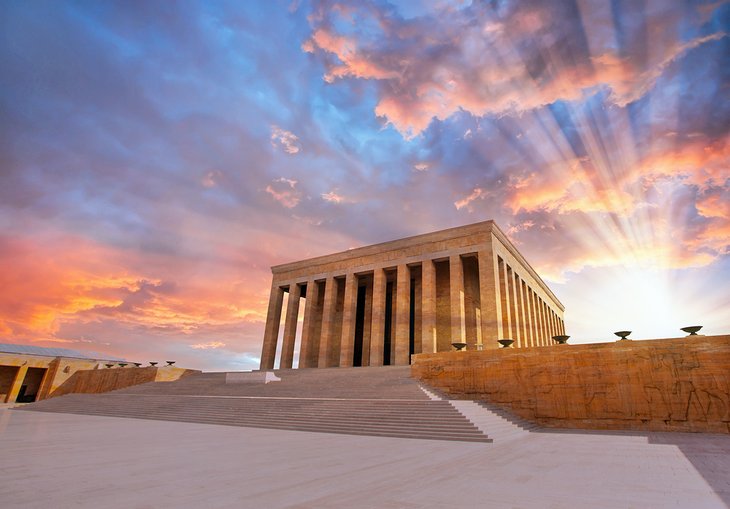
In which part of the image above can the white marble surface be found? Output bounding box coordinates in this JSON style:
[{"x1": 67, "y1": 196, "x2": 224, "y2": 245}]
[{"x1": 0, "y1": 407, "x2": 728, "y2": 508}]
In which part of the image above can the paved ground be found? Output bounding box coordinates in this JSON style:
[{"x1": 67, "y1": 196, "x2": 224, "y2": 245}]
[{"x1": 0, "y1": 406, "x2": 728, "y2": 508}]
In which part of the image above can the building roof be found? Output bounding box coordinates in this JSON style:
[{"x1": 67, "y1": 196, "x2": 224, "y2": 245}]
[{"x1": 0, "y1": 343, "x2": 123, "y2": 361}]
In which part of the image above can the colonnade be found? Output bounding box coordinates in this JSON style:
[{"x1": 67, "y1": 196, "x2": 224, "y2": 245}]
[{"x1": 260, "y1": 250, "x2": 565, "y2": 370}]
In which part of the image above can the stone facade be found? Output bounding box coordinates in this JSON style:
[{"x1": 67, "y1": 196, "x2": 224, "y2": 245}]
[
  {"x1": 0, "y1": 351, "x2": 108, "y2": 403},
  {"x1": 0, "y1": 349, "x2": 196, "y2": 403},
  {"x1": 261, "y1": 221, "x2": 565, "y2": 369},
  {"x1": 49, "y1": 366, "x2": 198, "y2": 398},
  {"x1": 411, "y1": 335, "x2": 730, "y2": 434}
]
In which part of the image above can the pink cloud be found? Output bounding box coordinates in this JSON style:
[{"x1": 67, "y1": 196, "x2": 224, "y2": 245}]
[
  {"x1": 265, "y1": 178, "x2": 301, "y2": 208},
  {"x1": 454, "y1": 187, "x2": 486, "y2": 210},
  {"x1": 303, "y1": 3, "x2": 728, "y2": 137},
  {"x1": 270, "y1": 125, "x2": 301, "y2": 154}
]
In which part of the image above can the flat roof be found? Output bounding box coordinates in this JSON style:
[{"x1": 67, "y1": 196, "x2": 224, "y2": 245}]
[{"x1": 0, "y1": 343, "x2": 123, "y2": 361}]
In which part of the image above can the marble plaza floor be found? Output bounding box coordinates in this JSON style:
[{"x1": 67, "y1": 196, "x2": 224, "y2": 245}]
[{"x1": 0, "y1": 406, "x2": 728, "y2": 508}]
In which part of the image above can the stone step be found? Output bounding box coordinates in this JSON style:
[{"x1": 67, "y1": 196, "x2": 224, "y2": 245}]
[
  {"x1": 21, "y1": 408, "x2": 491, "y2": 442},
  {"x1": 24, "y1": 408, "x2": 476, "y2": 428}
]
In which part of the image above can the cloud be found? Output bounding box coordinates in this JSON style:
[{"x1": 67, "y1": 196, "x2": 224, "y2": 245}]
[
  {"x1": 303, "y1": 2, "x2": 728, "y2": 137},
  {"x1": 454, "y1": 187, "x2": 486, "y2": 210},
  {"x1": 201, "y1": 169, "x2": 223, "y2": 188},
  {"x1": 322, "y1": 190, "x2": 354, "y2": 204},
  {"x1": 270, "y1": 125, "x2": 301, "y2": 154},
  {"x1": 190, "y1": 341, "x2": 226, "y2": 350},
  {"x1": 265, "y1": 178, "x2": 301, "y2": 208},
  {"x1": 413, "y1": 163, "x2": 430, "y2": 171}
]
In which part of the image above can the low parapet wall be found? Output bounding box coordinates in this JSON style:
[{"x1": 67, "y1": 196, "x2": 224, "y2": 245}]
[
  {"x1": 48, "y1": 366, "x2": 199, "y2": 398},
  {"x1": 411, "y1": 335, "x2": 730, "y2": 434}
]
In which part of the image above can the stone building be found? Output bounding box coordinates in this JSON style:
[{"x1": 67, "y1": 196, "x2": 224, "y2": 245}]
[
  {"x1": 0, "y1": 343, "x2": 120, "y2": 403},
  {"x1": 260, "y1": 221, "x2": 564, "y2": 370}
]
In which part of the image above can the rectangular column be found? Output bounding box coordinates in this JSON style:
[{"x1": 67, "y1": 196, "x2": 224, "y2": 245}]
[
  {"x1": 394, "y1": 264, "x2": 411, "y2": 365},
  {"x1": 550, "y1": 309, "x2": 557, "y2": 342},
  {"x1": 361, "y1": 279, "x2": 373, "y2": 366},
  {"x1": 299, "y1": 280, "x2": 319, "y2": 368},
  {"x1": 318, "y1": 275, "x2": 338, "y2": 368},
  {"x1": 532, "y1": 291, "x2": 541, "y2": 346},
  {"x1": 516, "y1": 274, "x2": 528, "y2": 348},
  {"x1": 449, "y1": 255, "x2": 466, "y2": 346},
  {"x1": 369, "y1": 268, "x2": 387, "y2": 366},
  {"x1": 260, "y1": 283, "x2": 284, "y2": 370},
  {"x1": 498, "y1": 258, "x2": 512, "y2": 341},
  {"x1": 339, "y1": 272, "x2": 359, "y2": 367},
  {"x1": 421, "y1": 259, "x2": 437, "y2": 353},
  {"x1": 279, "y1": 284, "x2": 301, "y2": 369},
  {"x1": 538, "y1": 297, "x2": 547, "y2": 346},
  {"x1": 478, "y1": 249, "x2": 501, "y2": 349},
  {"x1": 6, "y1": 365, "x2": 28, "y2": 403},
  {"x1": 506, "y1": 266, "x2": 521, "y2": 347},
  {"x1": 524, "y1": 283, "x2": 535, "y2": 347}
]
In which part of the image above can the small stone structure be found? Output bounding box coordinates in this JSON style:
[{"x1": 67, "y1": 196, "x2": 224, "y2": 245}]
[
  {"x1": 411, "y1": 335, "x2": 730, "y2": 434},
  {"x1": 0, "y1": 344, "x2": 120, "y2": 403}
]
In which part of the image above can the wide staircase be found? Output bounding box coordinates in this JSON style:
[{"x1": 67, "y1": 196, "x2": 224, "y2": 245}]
[{"x1": 17, "y1": 366, "x2": 534, "y2": 443}]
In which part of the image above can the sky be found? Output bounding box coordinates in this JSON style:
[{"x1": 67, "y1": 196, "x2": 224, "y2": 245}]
[{"x1": 1, "y1": 0, "x2": 728, "y2": 371}]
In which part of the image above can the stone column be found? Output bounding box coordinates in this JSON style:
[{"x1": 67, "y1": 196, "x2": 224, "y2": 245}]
[
  {"x1": 498, "y1": 259, "x2": 512, "y2": 342},
  {"x1": 279, "y1": 284, "x2": 301, "y2": 369},
  {"x1": 507, "y1": 267, "x2": 522, "y2": 347},
  {"x1": 394, "y1": 264, "x2": 411, "y2": 365},
  {"x1": 421, "y1": 259, "x2": 437, "y2": 353},
  {"x1": 540, "y1": 299, "x2": 548, "y2": 346},
  {"x1": 521, "y1": 282, "x2": 529, "y2": 347},
  {"x1": 516, "y1": 275, "x2": 528, "y2": 348},
  {"x1": 369, "y1": 268, "x2": 387, "y2": 366},
  {"x1": 450, "y1": 255, "x2": 466, "y2": 345},
  {"x1": 548, "y1": 306, "x2": 555, "y2": 345},
  {"x1": 532, "y1": 293, "x2": 540, "y2": 346},
  {"x1": 361, "y1": 279, "x2": 373, "y2": 366},
  {"x1": 260, "y1": 282, "x2": 284, "y2": 370},
  {"x1": 318, "y1": 275, "x2": 338, "y2": 368},
  {"x1": 6, "y1": 365, "x2": 28, "y2": 403},
  {"x1": 524, "y1": 283, "x2": 535, "y2": 347},
  {"x1": 339, "y1": 272, "x2": 359, "y2": 367},
  {"x1": 478, "y1": 250, "x2": 501, "y2": 349},
  {"x1": 299, "y1": 280, "x2": 319, "y2": 368}
]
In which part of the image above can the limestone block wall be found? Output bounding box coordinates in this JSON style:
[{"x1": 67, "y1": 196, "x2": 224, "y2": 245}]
[
  {"x1": 49, "y1": 366, "x2": 199, "y2": 398},
  {"x1": 411, "y1": 335, "x2": 730, "y2": 434}
]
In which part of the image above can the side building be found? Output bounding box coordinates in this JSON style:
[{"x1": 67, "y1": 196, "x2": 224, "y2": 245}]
[
  {"x1": 260, "y1": 220, "x2": 565, "y2": 370},
  {"x1": 0, "y1": 343, "x2": 121, "y2": 403}
]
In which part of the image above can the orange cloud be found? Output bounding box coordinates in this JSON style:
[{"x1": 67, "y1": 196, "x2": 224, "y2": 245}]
[
  {"x1": 270, "y1": 125, "x2": 301, "y2": 154},
  {"x1": 0, "y1": 231, "x2": 271, "y2": 363},
  {"x1": 304, "y1": 5, "x2": 727, "y2": 137}
]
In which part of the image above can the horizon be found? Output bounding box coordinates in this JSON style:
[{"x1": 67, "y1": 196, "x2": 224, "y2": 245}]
[{"x1": 1, "y1": 0, "x2": 728, "y2": 371}]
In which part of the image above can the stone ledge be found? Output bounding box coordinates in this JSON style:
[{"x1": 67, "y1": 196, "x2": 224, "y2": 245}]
[{"x1": 411, "y1": 335, "x2": 730, "y2": 434}]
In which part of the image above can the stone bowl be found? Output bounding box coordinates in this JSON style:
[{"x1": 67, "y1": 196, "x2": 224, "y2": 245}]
[
  {"x1": 553, "y1": 335, "x2": 570, "y2": 344},
  {"x1": 451, "y1": 342, "x2": 467, "y2": 351},
  {"x1": 118, "y1": 363, "x2": 128, "y2": 367},
  {"x1": 105, "y1": 363, "x2": 114, "y2": 368},
  {"x1": 149, "y1": 362, "x2": 158, "y2": 366},
  {"x1": 680, "y1": 326, "x2": 702, "y2": 336},
  {"x1": 133, "y1": 362, "x2": 142, "y2": 367},
  {"x1": 614, "y1": 331, "x2": 632, "y2": 340},
  {"x1": 498, "y1": 338, "x2": 514, "y2": 348},
  {"x1": 165, "y1": 361, "x2": 176, "y2": 366}
]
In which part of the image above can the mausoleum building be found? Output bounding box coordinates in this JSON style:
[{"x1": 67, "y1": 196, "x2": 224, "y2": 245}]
[{"x1": 260, "y1": 221, "x2": 564, "y2": 370}]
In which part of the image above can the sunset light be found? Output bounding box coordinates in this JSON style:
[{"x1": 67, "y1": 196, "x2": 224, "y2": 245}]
[{"x1": 0, "y1": 1, "x2": 728, "y2": 370}]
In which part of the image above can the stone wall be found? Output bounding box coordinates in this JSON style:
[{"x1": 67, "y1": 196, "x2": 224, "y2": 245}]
[
  {"x1": 411, "y1": 335, "x2": 730, "y2": 434},
  {"x1": 49, "y1": 366, "x2": 198, "y2": 398},
  {"x1": 0, "y1": 353, "x2": 105, "y2": 402}
]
